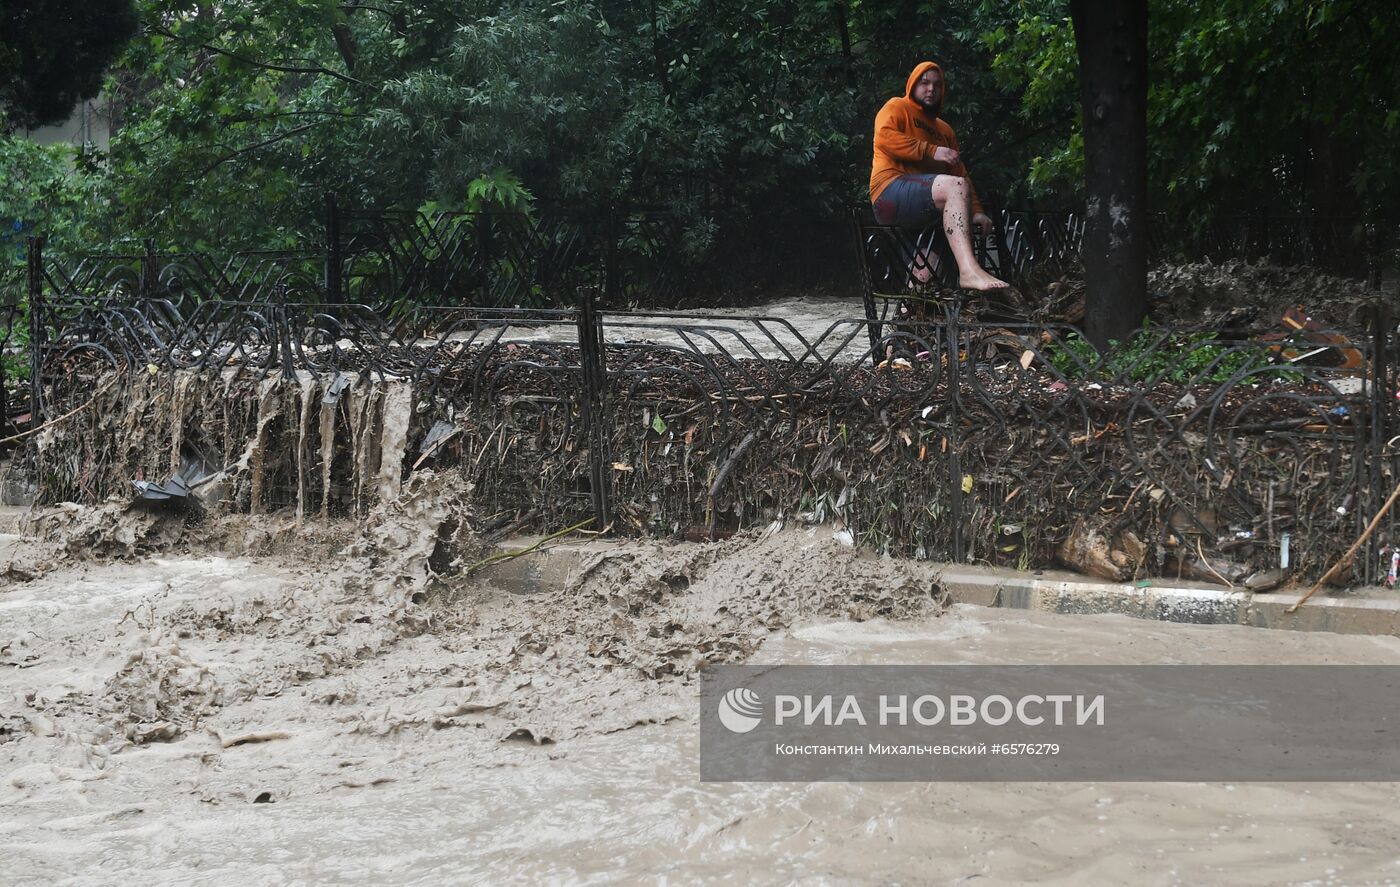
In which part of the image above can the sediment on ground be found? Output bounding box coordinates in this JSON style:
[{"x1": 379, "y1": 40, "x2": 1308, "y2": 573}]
[
  {"x1": 3, "y1": 481, "x2": 945, "y2": 756},
  {"x1": 21, "y1": 329, "x2": 1379, "y2": 589}
]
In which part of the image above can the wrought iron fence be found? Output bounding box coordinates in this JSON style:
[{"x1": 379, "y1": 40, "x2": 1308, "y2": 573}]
[
  {"x1": 15, "y1": 202, "x2": 1400, "y2": 585},
  {"x1": 17, "y1": 198, "x2": 693, "y2": 328},
  {"x1": 22, "y1": 203, "x2": 1390, "y2": 355},
  {"x1": 851, "y1": 208, "x2": 1390, "y2": 303},
  {"x1": 329, "y1": 198, "x2": 691, "y2": 311},
  {"x1": 333, "y1": 201, "x2": 584, "y2": 312},
  {"x1": 850, "y1": 210, "x2": 1395, "y2": 366},
  {"x1": 24, "y1": 271, "x2": 1400, "y2": 586}
]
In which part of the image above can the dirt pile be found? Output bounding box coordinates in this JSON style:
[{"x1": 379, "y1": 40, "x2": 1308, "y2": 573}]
[
  {"x1": 1148, "y1": 261, "x2": 1375, "y2": 329},
  {"x1": 322, "y1": 523, "x2": 951, "y2": 744},
  {"x1": 16, "y1": 460, "x2": 475, "y2": 569},
  {"x1": 137, "y1": 469, "x2": 482, "y2": 705},
  {"x1": 26, "y1": 500, "x2": 189, "y2": 560},
  {"x1": 1023, "y1": 259, "x2": 1376, "y2": 331},
  {"x1": 347, "y1": 466, "x2": 483, "y2": 596},
  {"x1": 101, "y1": 641, "x2": 225, "y2": 745},
  {"x1": 553, "y1": 529, "x2": 947, "y2": 678},
  {"x1": 5, "y1": 475, "x2": 948, "y2": 755}
]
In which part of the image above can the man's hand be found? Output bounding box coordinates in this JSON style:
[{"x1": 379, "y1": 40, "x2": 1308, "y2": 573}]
[
  {"x1": 972, "y1": 212, "x2": 994, "y2": 236},
  {"x1": 932, "y1": 146, "x2": 960, "y2": 165}
]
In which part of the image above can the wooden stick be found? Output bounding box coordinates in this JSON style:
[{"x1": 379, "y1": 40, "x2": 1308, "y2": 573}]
[
  {"x1": 463, "y1": 517, "x2": 595, "y2": 575},
  {"x1": 1195, "y1": 536, "x2": 1234, "y2": 588},
  {"x1": 708, "y1": 430, "x2": 760, "y2": 499},
  {"x1": 1287, "y1": 477, "x2": 1400, "y2": 612}
]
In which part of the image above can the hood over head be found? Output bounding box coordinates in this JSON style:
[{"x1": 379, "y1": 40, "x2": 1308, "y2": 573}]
[
  {"x1": 904, "y1": 61, "x2": 945, "y2": 115},
  {"x1": 904, "y1": 61, "x2": 944, "y2": 98}
]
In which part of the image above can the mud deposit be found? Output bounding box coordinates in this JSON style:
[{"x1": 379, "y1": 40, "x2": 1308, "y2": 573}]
[{"x1": 5, "y1": 492, "x2": 1400, "y2": 884}]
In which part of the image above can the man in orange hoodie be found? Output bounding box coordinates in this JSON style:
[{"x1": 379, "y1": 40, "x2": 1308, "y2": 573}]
[{"x1": 870, "y1": 61, "x2": 1007, "y2": 291}]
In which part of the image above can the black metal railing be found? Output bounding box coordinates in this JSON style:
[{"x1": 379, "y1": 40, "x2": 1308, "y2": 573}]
[
  {"x1": 852, "y1": 208, "x2": 1391, "y2": 299},
  {"x1": 24, "y1": 273, "x2": 1399, "y2": 584},
  {"x1": 15, "y1": 202, "x2": 1400, "y2": 585}
]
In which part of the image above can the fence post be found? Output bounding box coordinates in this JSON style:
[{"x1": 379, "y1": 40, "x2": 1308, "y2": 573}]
[
  {"x1": 324, "y1": 193, "x2": 342, "y2": 303},
  {"x1": 142, "y1": 237, "x2": 158, "y2": 300},
  {"x1": 1369, "y1": 302, "x2": 1391, "y2": 583},
  {"x1": 576, "y1": 287, "x2": 611, "y2": 532},
  {"x1": 946, "y1": 297, "x2": 964, "y2": 562},
  {"x1": 849, "y1": 210, "x2": 885, "y2": 360},
  {"x1": 474, "y1": 211, "x2": 495, "y2": 308},
  {"x1": 26, "y1": 236, "x2": 44, "y2": 422},
  {"x1": 275, "y1": 304, "x2": 296, "y2": 381},
  {"x1": 604, "y1": 206, "x2": 622, "y2": 304}
]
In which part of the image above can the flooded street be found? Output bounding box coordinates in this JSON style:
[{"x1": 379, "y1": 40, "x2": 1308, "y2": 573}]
[{"x1": 5, "y1": 532, "x2": 1400, "y2": 886}]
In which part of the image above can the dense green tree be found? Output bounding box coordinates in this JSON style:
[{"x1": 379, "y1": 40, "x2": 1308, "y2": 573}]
[
  {"x1": 0, "y1": 0, "x2": 139, "y2": 132},
  {"x1": 989, "y1": 0, "x2": 1400, "y2": 227},
  {"x1": 86, "y1": 0, "x2": 1034, "y2": 281},
  {"x1": 3, "y1": 1, "x2": 1039, "y2": 273},
  {"x1": 5, "y1": 0, "x2": 1392, "y2": 296}
]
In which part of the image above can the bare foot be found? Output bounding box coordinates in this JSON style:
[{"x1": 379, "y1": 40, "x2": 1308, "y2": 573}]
[{"x1": 959, "y1": 270, "x2": 1009, "y2": 291}]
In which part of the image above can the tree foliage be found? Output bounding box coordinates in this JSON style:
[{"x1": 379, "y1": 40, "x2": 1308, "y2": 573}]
[
  {"x1": 0, "y1": 0, "x2": 139, "y2": 132},
  {"x1": 989, "y1": 0, "x2": 1400, "y2": 223},
  {"x1": 0, "y1": 139, "x2": 99, "y2": 256},
  {"x1": 45, "y1": 0, "x2": 1039, "y2": 272},
  {"x1": 0, "y1": 0, "x2": 1393, "y2": 285}
]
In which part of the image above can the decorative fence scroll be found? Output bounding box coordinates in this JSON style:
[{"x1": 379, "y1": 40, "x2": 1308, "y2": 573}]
[
  {"x1": 13, "y1": 204, "x2": 1398, "y2": 585},
  {"x1": 25, "y1": 278, "x2": 1398, "y2": 586}
]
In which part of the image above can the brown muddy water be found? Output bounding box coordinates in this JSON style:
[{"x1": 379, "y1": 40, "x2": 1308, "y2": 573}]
[{"x1": 5, "y1": 522, "x2": 1400, "y2": 885}]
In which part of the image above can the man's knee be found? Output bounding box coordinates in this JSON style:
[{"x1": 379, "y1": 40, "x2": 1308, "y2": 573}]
[
  {"x1": 930, "y1": 174, "x2": 969, "y2": 206},
  {"x1": 932, "y1": 174, "x2": 967, "y2": 193}
]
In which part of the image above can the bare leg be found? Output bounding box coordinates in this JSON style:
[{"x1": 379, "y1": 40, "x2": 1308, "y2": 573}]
[
  {"x1": 907, "y1": 228, "x2": 936, "y2": 286},
  {"x1": 931, "y1": 174, "x2": 1008, "y2": 290}
]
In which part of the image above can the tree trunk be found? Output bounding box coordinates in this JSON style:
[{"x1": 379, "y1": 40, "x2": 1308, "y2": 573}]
[
  {"x1": 1305, "y1": 124, "x2": 1362, "y2": 273},
  {"x1": 833, "y1": 2, "x2": 855, "y2": 90},
  {"x1": 1070, "y1": 0, "x2": 1148, "y2": 347},
  {"x1": 648, "y1": 0, "x2": 670, "y2": 99},
  {"x1": 331, "y1": 21, "x2": 358, "y2": 74}
]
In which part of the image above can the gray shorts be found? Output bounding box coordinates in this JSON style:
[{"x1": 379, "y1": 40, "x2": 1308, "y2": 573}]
[{"x1": 872, "y1": 174, "x2": 939, "y2": 227}]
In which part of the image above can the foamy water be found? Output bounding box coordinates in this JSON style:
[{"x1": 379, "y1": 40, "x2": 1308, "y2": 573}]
[{"x1": 6, "y1": 556, "x2": 1400, "y2": 885}]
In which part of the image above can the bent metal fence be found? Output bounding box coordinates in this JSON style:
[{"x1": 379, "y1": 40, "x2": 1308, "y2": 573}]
[
  {"x1": 17, "y1": 204, "x2": 1400, "y2": 586},
  {"x1": 25, "y1": 266, "x2": 1400, "y2": 587},
  {"x1": 851, "y1": 208, "x2": 1392, "y2": 310}
]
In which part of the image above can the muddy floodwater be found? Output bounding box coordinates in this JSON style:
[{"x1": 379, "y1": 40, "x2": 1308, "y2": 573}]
[{"x1": 5, "y1": 522, "x2": 1400, "y2": 885}]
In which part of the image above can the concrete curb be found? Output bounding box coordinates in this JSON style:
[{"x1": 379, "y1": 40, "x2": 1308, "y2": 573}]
[
  {"x1": 479, "y1": 539, "x2": 1400, "y2": 638},
  {"x1": 934, "y1": 567, "x2": 1400, "y2": 637}
]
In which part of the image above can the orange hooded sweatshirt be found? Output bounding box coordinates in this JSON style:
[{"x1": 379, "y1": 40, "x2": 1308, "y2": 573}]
[{"x1": 869, "y1": 61, "x2": 984, "y2": 216}]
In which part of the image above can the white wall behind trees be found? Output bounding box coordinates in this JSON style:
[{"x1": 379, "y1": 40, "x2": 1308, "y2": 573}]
[{"x1": 22, "y1": 98, "x2": 110, "y2": 150}]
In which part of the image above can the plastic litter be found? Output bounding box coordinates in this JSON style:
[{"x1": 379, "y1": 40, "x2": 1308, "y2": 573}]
[
  {"x1": 322, "y1": 372, "x2": 355, "y2": 405},
  {"x1": 132, "y1": 472, "x2": 193, "y2": 500}
]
